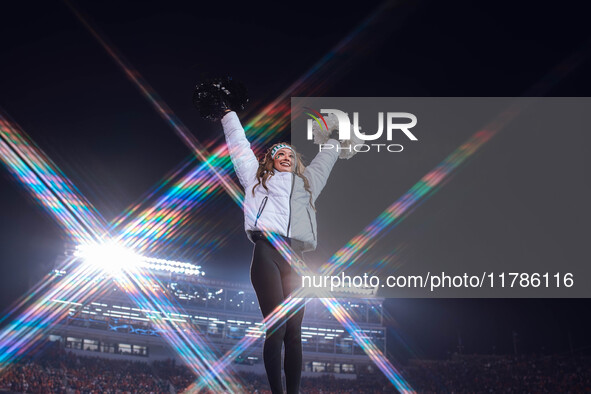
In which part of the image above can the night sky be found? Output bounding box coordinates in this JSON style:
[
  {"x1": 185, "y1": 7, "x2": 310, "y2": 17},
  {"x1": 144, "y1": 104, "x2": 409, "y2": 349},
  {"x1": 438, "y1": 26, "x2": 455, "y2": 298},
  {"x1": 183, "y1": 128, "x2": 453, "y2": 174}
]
[{"x1": 1, "y1": 0, "x2": 590, "y2": 359}]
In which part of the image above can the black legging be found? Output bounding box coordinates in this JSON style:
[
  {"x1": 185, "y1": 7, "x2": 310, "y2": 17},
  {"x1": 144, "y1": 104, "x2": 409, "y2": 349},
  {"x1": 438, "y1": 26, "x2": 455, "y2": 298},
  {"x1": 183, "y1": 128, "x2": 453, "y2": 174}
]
[{"x1": 250, "y1": 237, "x2": 305, "y2": 394}]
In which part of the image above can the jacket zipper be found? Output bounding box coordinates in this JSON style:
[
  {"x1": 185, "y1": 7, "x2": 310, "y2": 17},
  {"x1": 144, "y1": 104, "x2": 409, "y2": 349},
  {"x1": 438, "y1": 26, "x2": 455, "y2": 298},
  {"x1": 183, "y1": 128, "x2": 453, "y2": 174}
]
[
  {"x1": 285, "y1": 174, "x2": 295, "y2": 237},
  {"x1": 306, "y1": 209, "x2": 316, "y2": 241},
  {"x1": 254, "y1": 196, "x2": 268, "y2": 227}
]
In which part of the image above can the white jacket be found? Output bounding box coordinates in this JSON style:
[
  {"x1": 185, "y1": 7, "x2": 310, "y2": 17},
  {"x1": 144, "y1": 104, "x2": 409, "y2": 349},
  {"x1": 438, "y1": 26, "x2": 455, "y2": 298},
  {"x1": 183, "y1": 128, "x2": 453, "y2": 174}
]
[{"x1": 221, "y1": 111, "x2": 339, "y2": 251}]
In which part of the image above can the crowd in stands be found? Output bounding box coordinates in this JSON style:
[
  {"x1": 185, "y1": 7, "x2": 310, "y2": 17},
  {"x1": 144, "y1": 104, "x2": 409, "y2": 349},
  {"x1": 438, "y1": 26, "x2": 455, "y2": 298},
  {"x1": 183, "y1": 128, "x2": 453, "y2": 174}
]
[
  {"x1": 0, "y1": 344, "x2": 169, "y2": 393},
  {"x1": 1, "y1": 342, "x2": 590, "y2": 393},
  {"x1": 401, "y1": 353, "x2": 591, "y2": 393}
]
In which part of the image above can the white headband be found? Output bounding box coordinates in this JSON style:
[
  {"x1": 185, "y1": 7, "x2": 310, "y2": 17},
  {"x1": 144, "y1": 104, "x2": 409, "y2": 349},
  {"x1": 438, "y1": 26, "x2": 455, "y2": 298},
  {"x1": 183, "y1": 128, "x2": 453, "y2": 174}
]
[{"x1": 271, "y1": 144, "x2": 294, "y2": 159}]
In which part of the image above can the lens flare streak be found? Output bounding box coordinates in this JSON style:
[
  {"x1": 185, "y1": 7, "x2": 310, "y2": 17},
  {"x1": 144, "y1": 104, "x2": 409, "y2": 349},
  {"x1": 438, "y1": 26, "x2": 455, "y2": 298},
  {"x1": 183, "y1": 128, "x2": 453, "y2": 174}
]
[
  {"x1": 0, "y1": 115, "x2": 106, "y2": 243},
  {"x1": 0, "y1": 118, "x2": 242, "y2": 390},
  {"x1": 319, "y1": 106, "x2": 523, "y2": 277},
  {"x1": 66, "y1": 1, "x2": 244, "y2": 208},
  {"x1": 191, "y1": 233, "x2": 415, "y2": 393},
  {"x1": 113, "y1": 155, "x2": 234, "y2": 260},
  {"x1": 116, "y1": 265, "x2": 243, "y2": 392},
  {"x1": 0, "y1": 260, "x2": 112, "y2": 369}
]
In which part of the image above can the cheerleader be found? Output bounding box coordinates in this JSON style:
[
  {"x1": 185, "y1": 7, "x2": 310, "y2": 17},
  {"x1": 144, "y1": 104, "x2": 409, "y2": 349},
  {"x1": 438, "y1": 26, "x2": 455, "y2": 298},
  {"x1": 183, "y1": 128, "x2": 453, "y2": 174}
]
[{"x1": 194, "y1": 78, "x2": 355, "y2": 393}]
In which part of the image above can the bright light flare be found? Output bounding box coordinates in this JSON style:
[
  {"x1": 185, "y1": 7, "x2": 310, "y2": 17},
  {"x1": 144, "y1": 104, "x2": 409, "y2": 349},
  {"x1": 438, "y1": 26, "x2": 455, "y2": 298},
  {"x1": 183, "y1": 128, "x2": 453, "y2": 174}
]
[
  {"x1": 75, "y1": 241, "x2": 142, "y2": 275},
  {"x1": 75, "y1": 242, "x2": 204, "y2": 277}
]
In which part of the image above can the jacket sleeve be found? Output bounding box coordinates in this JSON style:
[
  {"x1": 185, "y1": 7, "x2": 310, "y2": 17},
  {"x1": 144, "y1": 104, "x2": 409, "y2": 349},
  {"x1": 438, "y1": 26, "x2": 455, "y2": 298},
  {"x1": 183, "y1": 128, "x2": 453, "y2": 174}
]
[
  {"x1": 304, "y1": 139, "x2": 340, "y2": 202},
  {"x1": 221, "y1": 111, "x2": 259, "y2": 189}
]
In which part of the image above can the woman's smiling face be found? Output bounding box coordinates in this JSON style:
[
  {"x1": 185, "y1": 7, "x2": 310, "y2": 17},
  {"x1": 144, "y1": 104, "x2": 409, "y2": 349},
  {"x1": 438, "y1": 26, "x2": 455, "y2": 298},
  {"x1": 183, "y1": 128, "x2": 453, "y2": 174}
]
[{"x1": 273, "y1": 148, "x2": 294, "y2": 172}]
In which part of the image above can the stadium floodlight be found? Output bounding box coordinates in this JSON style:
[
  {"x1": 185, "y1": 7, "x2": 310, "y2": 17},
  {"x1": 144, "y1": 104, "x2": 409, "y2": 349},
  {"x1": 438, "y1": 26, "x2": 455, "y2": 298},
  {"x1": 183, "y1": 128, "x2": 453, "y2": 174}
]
[
  {"x1": 75, "y1": 242, "x2": 203, "y2": 277},
  {"x1": 75, "y1": 241, "x2": 142, "y2": 276}
]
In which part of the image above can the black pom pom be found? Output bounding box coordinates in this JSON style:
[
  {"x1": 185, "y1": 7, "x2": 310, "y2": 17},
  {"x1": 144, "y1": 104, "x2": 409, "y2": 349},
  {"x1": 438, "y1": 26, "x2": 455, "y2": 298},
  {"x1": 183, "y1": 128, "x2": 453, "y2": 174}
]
[{"x1": 192, "y1": 77, "x2": 249, "y2": 121}]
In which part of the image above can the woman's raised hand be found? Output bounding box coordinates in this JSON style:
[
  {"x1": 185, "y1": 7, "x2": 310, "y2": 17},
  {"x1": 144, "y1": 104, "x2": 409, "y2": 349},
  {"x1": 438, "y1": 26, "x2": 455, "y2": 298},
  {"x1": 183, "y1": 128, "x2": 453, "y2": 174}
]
[{"x1": 192, "y1": 77, "x2": 248, "y2": 121}]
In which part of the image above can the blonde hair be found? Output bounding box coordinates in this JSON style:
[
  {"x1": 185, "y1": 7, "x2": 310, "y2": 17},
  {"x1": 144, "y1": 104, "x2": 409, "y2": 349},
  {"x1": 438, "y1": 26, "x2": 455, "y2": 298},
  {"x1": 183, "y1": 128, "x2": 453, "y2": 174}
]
[{"x1": 252, "y1": 142, "x2": 315, "y2": 210}]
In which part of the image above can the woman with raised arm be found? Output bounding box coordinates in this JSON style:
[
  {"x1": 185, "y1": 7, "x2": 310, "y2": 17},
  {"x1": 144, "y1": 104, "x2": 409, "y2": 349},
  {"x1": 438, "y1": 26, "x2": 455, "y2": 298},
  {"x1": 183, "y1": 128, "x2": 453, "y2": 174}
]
[{"x1": 193, "y1": 78, "x2": 356, "y2": 393}]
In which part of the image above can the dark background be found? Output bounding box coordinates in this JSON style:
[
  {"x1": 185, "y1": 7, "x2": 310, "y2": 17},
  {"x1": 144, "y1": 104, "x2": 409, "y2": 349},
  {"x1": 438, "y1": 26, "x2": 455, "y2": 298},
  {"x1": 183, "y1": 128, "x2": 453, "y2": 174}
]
[{"x1": 1, "y1": 0, "x2": 590, "y2": 360}]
